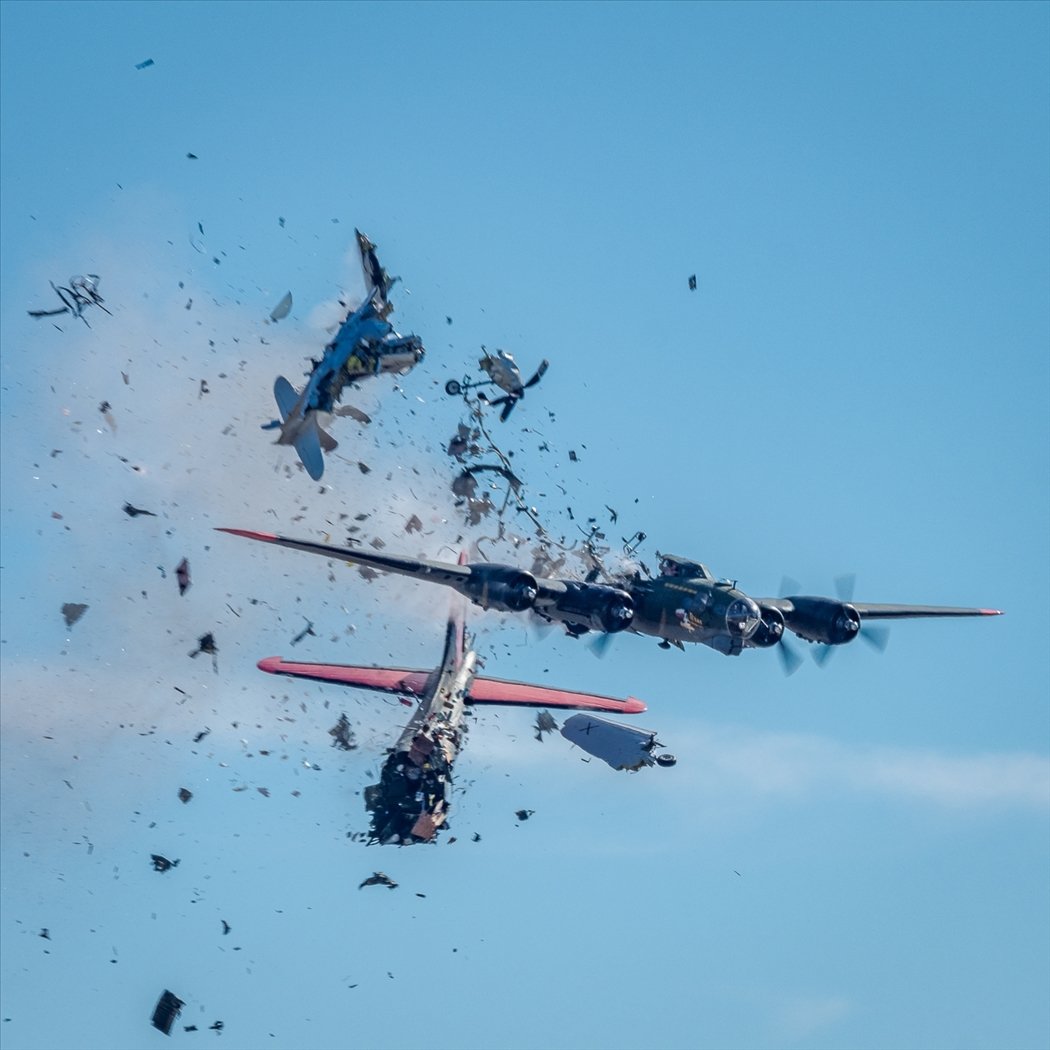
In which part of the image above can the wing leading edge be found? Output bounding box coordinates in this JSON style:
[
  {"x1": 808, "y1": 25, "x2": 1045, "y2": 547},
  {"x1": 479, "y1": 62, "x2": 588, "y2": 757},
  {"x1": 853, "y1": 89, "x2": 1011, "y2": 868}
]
[{"x1": 759, "y1": 598, "x2": 1001, "y2": 620}]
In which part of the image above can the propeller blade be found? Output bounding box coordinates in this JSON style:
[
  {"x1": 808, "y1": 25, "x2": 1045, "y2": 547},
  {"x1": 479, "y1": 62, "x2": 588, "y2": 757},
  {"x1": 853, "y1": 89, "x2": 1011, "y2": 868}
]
[
  {"x1": 834, "y1": 573, "x2": 856, "y2": 603},
  {"x1": 777, "y1": 637, "x2": 804, "y2": 676},
  {"x1": 780, "y1": 576, "x2": 801, "y2": 598},
  {"x1": 861, "y1": 624, "x2": 890, "y2": 652},
  {"x1": 523, "y1": 359, "x2": 549, "y2": 390},
  {"x1": 587, "y1": 631, "x2": 616, "y2": 659},
  {"x1": 812, "y1": 644, "x2": 836, "y2": 668}
]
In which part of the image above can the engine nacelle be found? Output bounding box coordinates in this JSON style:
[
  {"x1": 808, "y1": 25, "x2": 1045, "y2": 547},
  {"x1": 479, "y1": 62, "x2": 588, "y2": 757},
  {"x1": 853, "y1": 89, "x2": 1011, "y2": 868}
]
[
  {"x1": 550, "y1": 582, "x2": 636, "y2": 634},
  {"x1": 782, "y1": 597, "x2": 861, "y2": 646},
  {"x1": 462, "y1": 566, "x2": 539, "y2": 612},
  {"x1": 751, "y1": 606, "x2": 786, "y2": 648}
]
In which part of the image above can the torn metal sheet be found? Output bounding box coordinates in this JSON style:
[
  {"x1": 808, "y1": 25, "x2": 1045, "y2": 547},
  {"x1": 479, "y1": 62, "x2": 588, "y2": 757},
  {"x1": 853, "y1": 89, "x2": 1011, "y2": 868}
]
[
  {"x1": 533, "y1": 711, "x2": 558, "y2": 741},
  {"x1": 328, "y1": 713, "x2": 357, "y2": 751},
  {"x1": 358, "y1": 871, "x2": 398, "y2": 890},
  {"x1": 689, "y1": 273, "x2": 697, "y2": 290},
  {"x1": 150, "y1": 990, "x2": 184, "y2": 1036},
  {"x1": 175, "y1": 558, "x2": 191, "y2": 596},
  {"x1": 61, "y1": 603, "x2": 88, "y2": 628},
  {"x1": 177, "y1": 788, "x2": 192, "y2": 804},
  {"x1": 150, "y1": 854, "x2": 180, "y2": 872},
  {"x1": 29, "y1": 275, "x2": 111, "y2": 326},
  {"x1": 560, "y1": 713, "x2": 675, "y2": 771},
  {"x1": 123, "y1": 502, "x2": 156, "y2": 517},
  {"x1": 269, "y1": 291, "x2": 293, "y2": 322}
]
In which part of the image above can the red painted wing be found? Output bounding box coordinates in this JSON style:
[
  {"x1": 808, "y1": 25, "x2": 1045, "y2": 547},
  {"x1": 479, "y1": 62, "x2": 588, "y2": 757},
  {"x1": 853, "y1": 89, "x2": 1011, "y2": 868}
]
[
  {"x1": 468, "y1": 676, "x2": 647, "y2": 714},
  {"x1": 257, "y1": 657, "x2": 430, "y2": 695}
]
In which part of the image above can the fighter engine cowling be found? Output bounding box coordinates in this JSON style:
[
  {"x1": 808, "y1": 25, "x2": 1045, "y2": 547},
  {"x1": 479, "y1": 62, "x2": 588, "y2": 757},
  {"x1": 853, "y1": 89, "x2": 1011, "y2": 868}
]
[
  {"x1": 750, "y1": 607, "x2": 786, "y2": 648},
  {"x1": 462, "y1": 566, "x2": 539, "y2": 612},
  {"x1": 780, "y1": 597, "x2": 861, "y2": 646},
  {"x1": 550, "y1": 582, "x2": 636, "y2": 634}
]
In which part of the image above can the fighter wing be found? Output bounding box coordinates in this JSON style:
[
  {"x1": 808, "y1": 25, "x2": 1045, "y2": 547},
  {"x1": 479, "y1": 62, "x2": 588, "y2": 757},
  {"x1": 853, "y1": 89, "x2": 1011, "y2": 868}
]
[
  {"x1": 216, "y1": 529, "x2": 548, "y2": 613},
  {"x1": 257, "y1": 657, "x2": 431, "y2": 695},
  {"x1": 468, "y1": 677, "x2": 647, "y2": 714}
]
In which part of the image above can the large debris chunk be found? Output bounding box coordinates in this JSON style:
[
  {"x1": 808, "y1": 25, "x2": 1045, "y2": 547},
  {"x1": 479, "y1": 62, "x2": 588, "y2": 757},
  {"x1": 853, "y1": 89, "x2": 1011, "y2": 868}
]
[{"x1": 151, "y1": 990, "x2": 185, "y2": 1035}]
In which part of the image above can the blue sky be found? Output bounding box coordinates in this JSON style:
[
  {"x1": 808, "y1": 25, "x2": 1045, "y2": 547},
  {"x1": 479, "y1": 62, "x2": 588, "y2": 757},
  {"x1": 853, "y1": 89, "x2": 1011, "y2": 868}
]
[{"x1": 1, "y1": 3, "x2": 1048, "y2": 1049}]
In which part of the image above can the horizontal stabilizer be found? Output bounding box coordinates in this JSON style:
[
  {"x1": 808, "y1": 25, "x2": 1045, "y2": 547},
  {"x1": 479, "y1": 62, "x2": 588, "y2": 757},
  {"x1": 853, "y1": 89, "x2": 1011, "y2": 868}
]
[
  {"x1": 294, "y1": 422, "x2": 325, "y2": 480},
  {"x1": 273, "y1": 376, "x2": 299, "y2": 422}
]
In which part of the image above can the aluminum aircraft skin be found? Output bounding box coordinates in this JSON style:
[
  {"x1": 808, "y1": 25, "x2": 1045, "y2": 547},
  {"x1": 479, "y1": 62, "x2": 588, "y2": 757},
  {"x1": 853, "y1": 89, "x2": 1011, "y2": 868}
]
[
  {"x1": 218, "y1": 530, "x2": 1002, "y2": 668},
  {"x1": 262, "y1": 229, "x2": 424, "y2": 481}
]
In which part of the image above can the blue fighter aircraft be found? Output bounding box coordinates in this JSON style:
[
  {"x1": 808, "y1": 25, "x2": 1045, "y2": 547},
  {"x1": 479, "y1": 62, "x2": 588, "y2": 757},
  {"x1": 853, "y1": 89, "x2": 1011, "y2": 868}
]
[{"x1": 263, "y1": 231, "x2": 424, "y2": 480}]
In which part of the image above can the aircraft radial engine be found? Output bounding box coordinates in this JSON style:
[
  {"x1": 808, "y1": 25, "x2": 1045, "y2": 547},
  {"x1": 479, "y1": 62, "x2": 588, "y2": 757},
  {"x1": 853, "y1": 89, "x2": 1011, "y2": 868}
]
[{"x1": 771, "y1": 597, "x2": 862, "y2": 645}]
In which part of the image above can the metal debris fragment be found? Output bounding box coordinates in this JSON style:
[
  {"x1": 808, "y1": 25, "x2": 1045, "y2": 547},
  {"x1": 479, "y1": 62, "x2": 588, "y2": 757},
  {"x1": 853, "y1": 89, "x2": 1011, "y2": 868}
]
[
  {"x1": 176, "y1": 558, "x2": 191, "y2": 596},
  {"x1": 560, "y1": 713, "x2": 675, "y2": 771},
  {"x1": 99, "y1": 401, "x2": 116, "y2": 431},
  {"x1": 533, "y1": 711, "x2": 558, "y2": 741},
  {"x1": 404, "y1": 514, "x2": 423, "y2": 534},
  {"x1": 29, "y1": 275, "x2": 111, "y2": 325},
  {"x1": 150, "y1": 854, "x2": 179, "y2": 873},
  {"x1": 515, "y1": 809, "x2": 534, "y2": 822},
  {"x1": 151, "y1": 990, "x2": 185, "y2": 1036},
  {"x1": 178, "y1": 788, "x2": 192, "y2": 804},
  {"x1": 328, "y1": 713, "x2": 357, "y2": 751},
  {"x1": 358, "y1": 872, "x2": 398, "y2": 890},
  {"x1": 689, "y1": 274, "x2": 697, "y2": 290},
  {"x1": 188, "y1": 633, "x2": 218, "y2": 672},
  {"x1": 269, "y1": 291, "x2": 293, "y2": 322},
  {"x1": 61, "y1": 603, "x2": 88, "y2": 628},
  {"x1": 290, "y1": 619, "x2": 316, "y2": 646},
  {"x1": 135, "y1": 58, "x2": 155, "y2": 70},
  {"x1": 193, "y1": 728, "x2": 211, "y2": 743},
  {"x1": 123, "y1": 503, "x2": 157, "y2": 517}
]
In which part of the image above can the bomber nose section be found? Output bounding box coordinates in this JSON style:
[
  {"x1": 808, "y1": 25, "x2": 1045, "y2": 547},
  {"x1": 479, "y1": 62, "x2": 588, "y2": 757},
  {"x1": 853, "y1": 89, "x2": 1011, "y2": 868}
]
[{"x1": 726, "y1": 596, "x2": 761, "y2": 638}]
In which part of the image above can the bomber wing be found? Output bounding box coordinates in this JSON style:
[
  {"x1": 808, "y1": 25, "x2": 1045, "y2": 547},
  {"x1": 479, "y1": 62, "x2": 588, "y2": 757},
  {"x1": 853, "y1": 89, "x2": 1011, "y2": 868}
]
[
  {"x1": 257, "y1": 657, "x2": 646, "y2": 714},
  {"x1": 760, "y1": 597, "x2": 1002, "y2": 620},
  {"x1": 217, "y1": 528, "x2": 560, "y2": 613}
]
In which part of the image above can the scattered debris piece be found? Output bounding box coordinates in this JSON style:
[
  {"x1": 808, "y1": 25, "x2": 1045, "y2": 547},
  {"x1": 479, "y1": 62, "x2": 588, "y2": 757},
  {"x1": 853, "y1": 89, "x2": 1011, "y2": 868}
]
[
  {"x1": 193, "y1": 728, "x2": 211, "y2": 743},
  {"x1": 61, "y1": 603, "x2": 88, "y2": 628},
  {"x1": 357, "y1": 461, "x2": 371, "y2": 475},
  {"x1": 29, "y1": 275, "x2": 111, "y2": 325},
  {"x1": 328, "y1": 713, "x2": 357, "y2": 751},
  {"x1": 688, "y1": 274, "x2": 697, "y2": 291},
  {"x1": 209, "y1": 1021, "x2": 224, "y2": 1032},
  {"x1": 269, "y1": 291, "x2": 293, "y2": 322},
  {"x1": 533, "y1": 711, "x2": 558, "y2": 741},
  {"x1": 99, "y1": 401, "x2": 116, "y2": 431},
  {"x1": 568, "y1": 450, "x2": 578, "y2": 462},
  {"x1": 560, "y1": 713, "x2": 675, "y2": 771},
  {"x1": 135, "y1": 58, "x2": 155, "y2": 70},
  {"x1": 186, "y1": 152, "x2": 198, "y2": 160},
  {"x1": 150, "y1": 854, "x2": 180, "y2": 872},
  {"x1": 358, "y1": 872, "x2": 398, "y2": 890},
  {"x1": 404, "y1": 514, "x2": 423, "y2": 534},
  {"x1": 515, "y1": 809, "x2": 534, "y2": 822},
  {"x1": 178, "y1": 788, "x2": 192, "y2": 804},
  {"x1": 333, "y1": 404, "x2": 371, "y2": 424},
  {"x1": 123, "y1": 502, "x2": 157, "y2": 517},
  {"x1": 257, "y1": 787, "x2": 270, "y2": 797},
  {"x1": 472, "y1": 833, "x2": 481, "y2": 842},
  {"x1": 446, "y1": 349, "x2": 548, "y2": 421},
  {"x1": 290, "y1": 619, "x2": 316, "y2": 646},
  {"x1": 39, "y1": 928, "x2": 50, "y2": 940},
  {"x1": 188, "y1": 633, "x2": 218, "y2": 672},
  {"x1": 151, "y1": 990, "x2": 185, "y2": 1036},
  {"x1": 221, "y1": 920, "x2": 231, "y2": 935},
  {"x1": 199, "y1": 379, "x2": 209, "y2": 397},
  {"x1": 175, "y1": 558, "x2": 191, "y2": 596}
]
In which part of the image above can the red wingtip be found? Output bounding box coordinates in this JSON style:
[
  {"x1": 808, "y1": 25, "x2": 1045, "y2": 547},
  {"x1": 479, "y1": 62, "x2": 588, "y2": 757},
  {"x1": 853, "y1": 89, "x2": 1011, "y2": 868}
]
[
  {"x1": 215, "y1": 528, "x2": 279, "y2": 543},
  {"x1": 257, "y1": 656, "x2": 284, "y2": 673},
  {"x1": 980, "y1": 609, "x2": 1004, "y2": 616},
  {"x1": 624, "y1": 697, "x2": 648, "y2": 714}
]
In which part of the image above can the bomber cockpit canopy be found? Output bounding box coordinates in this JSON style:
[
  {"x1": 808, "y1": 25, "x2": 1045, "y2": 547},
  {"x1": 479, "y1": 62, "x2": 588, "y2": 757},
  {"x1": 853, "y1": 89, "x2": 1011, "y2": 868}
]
[{"x1": 657, "y1": 554, "x2": 712, "y2": 580}]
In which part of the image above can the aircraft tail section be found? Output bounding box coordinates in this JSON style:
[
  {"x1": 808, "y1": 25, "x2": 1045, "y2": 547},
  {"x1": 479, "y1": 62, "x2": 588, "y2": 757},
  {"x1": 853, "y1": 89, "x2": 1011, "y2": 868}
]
[
  {"x1": 274, "y1": 376, "x2": 300, "y2": 421},
  {"x1": 292, "y1": 423, "x2": 324, "y2": 480}
]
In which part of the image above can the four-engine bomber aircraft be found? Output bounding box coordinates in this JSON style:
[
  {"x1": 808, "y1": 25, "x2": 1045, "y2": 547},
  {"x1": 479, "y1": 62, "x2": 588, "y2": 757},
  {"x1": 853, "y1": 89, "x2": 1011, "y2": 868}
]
[
  {"x1": 257, "y1": 561, "x2": 649, "y2": 844},
  {"x1": 218, "y1": 529, "x2": 1002, "y2": 668}
]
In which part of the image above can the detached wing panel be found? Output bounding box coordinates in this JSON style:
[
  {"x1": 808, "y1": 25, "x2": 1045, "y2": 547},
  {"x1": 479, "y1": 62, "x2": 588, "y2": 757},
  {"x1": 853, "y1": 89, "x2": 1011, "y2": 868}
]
[
  {"x1": 257, "y1": 657, "x2": 430, "y2": 696},
  {"x1": 468, "y1": 676, "x2": 647, "y2": 714}
]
